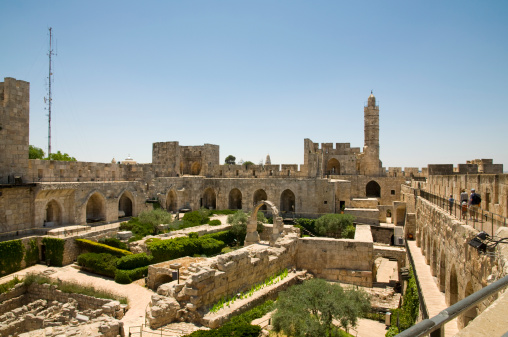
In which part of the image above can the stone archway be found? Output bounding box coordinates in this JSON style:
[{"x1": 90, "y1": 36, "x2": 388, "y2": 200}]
[
  {"x1": 191, "y1": 162, "x2": 201, "y2": 175},
  {"x1": 202, "y1": 188, "x2": 216, "y2": 209},
  {"x1": 280, "y1": 189, "x2": 295, "y2": 213},
  {"x1": 326, "y1": 158, "x2": 340, "y2": 175},
  {"x1": 229, "y1": 188, "x2": 242, "y2": 210},
  {"x1": 253, "y1": 189, "x2": 268, "y2": 210},
  {"x1": 439, "y1": 250, "x2": 446, "y2": 292},
  {"x1": 461, "y1": 281, "x2": 477, "y2": 327},
  {"x1": 166, "y1": 190, "x2": 177, "y2": 213},
  {"x1": 45, "y1": 199, "x2": 62, "y2": 225},
  {"x1": 449, "y1": 264, "x2": 459, "y2": 305},
  {"x1": 366, "y1": 181, "x2": 381, "y2": 198},
  {"x1": 245, "y1": 200, "x2": 283, "y2": 247},
  {"x1": 86, "y1": 192, "x2": 106, "y2": 223},
  {"x1": 118, "y1": 191, "x2": 133, "y2": 217}
]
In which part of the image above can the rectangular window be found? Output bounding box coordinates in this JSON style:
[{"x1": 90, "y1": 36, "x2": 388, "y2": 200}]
[
  {"x1": 236, "y1": 170, "x2": 239, "y2": 176},
  {"x1": 324, "y1": 201, "x2": 328, "y2": 204},
  {"x1": 60, "y1": 169, "x2": 64, "y2": 178},
  {"x1": 38, "y1": 169, "x2": 43, "y2": 179},
  {"x1": 391, "y1": 190, "x2": 395, "y2": 195}
]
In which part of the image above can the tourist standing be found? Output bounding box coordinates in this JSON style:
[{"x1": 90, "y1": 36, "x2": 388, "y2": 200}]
[
  {"x1": 448, "y1": 195, "x2": 454, "y2": 215},
  {"x1": 468, "y1": 188, "x2": 481, "y2": 221},
  {"x1": 460, "y1": 189, "x2": 468, "y2": 204}
]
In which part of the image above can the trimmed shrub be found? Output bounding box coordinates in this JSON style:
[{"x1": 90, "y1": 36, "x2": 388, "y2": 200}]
[
  {"x1": 98, "y1": 237, "x2": 128, "y2": 251},
  {"x1": 202, "y1": 231, "x2": 236, "y2": 246},
  {"x1": 148, "y1": 236, "x2": 226, "y2": 263},
  {"x1": 75, "y1": 238, "x2": 132, "y2": 257},
  {"x1": 116, "y1": 253, "x2": 153, "y2": 270},
  {"x1": 0, "y1": 240, "x2": 25, "y2": 276},
  {"x1": 198, "y1": 237, "x2": 225, "y2": 256},
  {"x1": 182, "y1": 209, "x2": 210, "y2": 226},
  {"x1": 25, "y1": 239, "x2": 39, "y2": 266},
  {"x1": 315, "y1": 214, "x2": 355, "y2": 238},
  {"x1": 42, "y1": 238, "x2": 65, "y2": 267},
  {"x1": 188, "y1": 232, "x2": 199, "y2": 239},
  {"x1": 77, "y1": 253, "x2": 118, "y2": 277},
  {"x1": 207, "y1": 219, "x2": 222, "y2": 226},
  {"x1": 114, "y1": 266, "x2": 148, "y2": 284}
]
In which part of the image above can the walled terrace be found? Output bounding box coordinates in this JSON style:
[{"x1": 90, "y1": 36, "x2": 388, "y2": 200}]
[{"x1": 401, "y1": 184, "x2": 508, "y2": 332}]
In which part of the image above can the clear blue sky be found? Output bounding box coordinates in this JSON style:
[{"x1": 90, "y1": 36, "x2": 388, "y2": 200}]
[{"x1": 2, "y1": 1, "x2": 507, "y2": 170}]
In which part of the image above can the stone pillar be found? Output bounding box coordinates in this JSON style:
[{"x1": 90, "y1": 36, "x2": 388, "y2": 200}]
[
  {"x1": 244, "y1": 218, "x2": 260, "y2": 246},
  {"x1": 270, "y1": 216, "x2": 284, "y2": 246}
]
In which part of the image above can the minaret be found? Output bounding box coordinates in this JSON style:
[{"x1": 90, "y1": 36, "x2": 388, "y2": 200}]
[
  {"x1": 363, "y1": 91, "x2": 380, "y2": 175},
  {"x1": 265, "y1": 154, "x2": 271, "y2": 165}
]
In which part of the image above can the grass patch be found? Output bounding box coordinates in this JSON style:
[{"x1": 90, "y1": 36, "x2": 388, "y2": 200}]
[
  {"x1": 0, "y1": 276, "x2": 22, "y2": 295},
  {"x1": 23, "y1": 274, "x2": 128, "y2": 304}
]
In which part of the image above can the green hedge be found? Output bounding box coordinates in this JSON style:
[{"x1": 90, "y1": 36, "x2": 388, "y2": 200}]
[
  {"x1": 0, "y1": 240, "x2": 25, "y2": 276},
  {"x1": 386, "y1": 267, "x2": 419, "y2": 336},
  {"x1": 148, "y1": 236, "x2": 226, "y2": 263},
  {"x1": 114, "y1": 266, "x2": 148, "y2": 284},
  {"x1": 202, "y1": 231, "x2": 236, "y2": 246},
  {"x1": 25, "y1": 239, "x2": 39, "y2": 266},
  {"x1": 116, "y1": 253, "x2": 153, "y2": 270},
  {"x1": 98, "y1": 237, "x2": 128, "y2": 251},
  {"x1": 42, "y1": 237, "x2": 65, "y2": 267},
  {"x1": 75, "y1": 238, "x2": 132, "y2": 257},
  {"x1": 77, "y1": 252, "x2": 118, "y2": 277}
]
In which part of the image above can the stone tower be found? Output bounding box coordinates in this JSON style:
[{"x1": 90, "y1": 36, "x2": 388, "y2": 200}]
[
  {"x1": 362, "y1": 92, "x2": 381, "y2": 176},
  {"x1": 0, "y1": 78, "x2": 30, "y2": 184},
  {"x1": 265, "y1": 154, "x2": 271, "y2": 165}
]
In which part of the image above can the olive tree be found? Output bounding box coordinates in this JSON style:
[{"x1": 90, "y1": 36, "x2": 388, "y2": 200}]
[{"x1": 272, "y1": 278, "x2": 370, "y2": 336}]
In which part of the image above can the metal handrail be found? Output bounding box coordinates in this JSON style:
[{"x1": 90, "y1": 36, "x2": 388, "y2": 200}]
[{"x1": 395, "y1": 274, "x2": 508, "y2": 336}]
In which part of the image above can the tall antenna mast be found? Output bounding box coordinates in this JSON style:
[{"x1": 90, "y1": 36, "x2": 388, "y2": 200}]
[{"x1": 47, "y1": 27, "x2": 54, "y2": 157}]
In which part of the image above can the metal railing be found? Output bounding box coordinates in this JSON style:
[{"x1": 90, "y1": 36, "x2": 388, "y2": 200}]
[
  {"x1": 128, "y1": 325, "x2": 183, "y2": 337},
  {"x1": 395, "y1": 274, "x2": 508, "y2": 337},
  {"x1": 419, "y1": 190, "x2": 507, "y2": 236}
]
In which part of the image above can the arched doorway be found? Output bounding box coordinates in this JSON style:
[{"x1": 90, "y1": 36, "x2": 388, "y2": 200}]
[
  {"x1": 462, "y1": 281, "x2": 477, "y2": 327},
  {"x1": 86, "y1": 192, "x2": 106, "y2": 223},
  {"x1": 366, "y1": 181, "x2": 381, "y2": 198},
  {"x1": 449, "y1": 265, "x2": 459, "y2": 305},
  {"x1": 153, "y1": 274, "x2": 173, "y2": 291},
  {"x1": 202, "y1": 188, "x2": 216, "y2": 209},
  {"x1": 326, "y1": 158, "x2": 340, "y2": 175},
  {"x1": 439, "y1": 250, "x2": 446, "y2": 292},
  {"x1": 191, "y1": 162, "x2": 201, "y2": 175},
  {"x1": 45, "y1": 200, "x2": 62, "y2": 225},
  {"x1": 166, "y1": 190, "x2": 177, "y2": 213},
  {"x1": 118, "y1": 192, "x2": 133, "y2": 217},
  {"x1": 253, "y1": 189, "x2": 268, "y2": 210},
  {"x1": 280, "y1": 189, "x2": 295, "y2": 213},
  {"x1": 229, "y1": 188, "x2": 242, "y2": 210}
]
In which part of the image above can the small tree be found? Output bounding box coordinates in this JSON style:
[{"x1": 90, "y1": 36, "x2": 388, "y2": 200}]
[
  {"x1": 225, "y1": 155, "x2": 236, "y2": 165},
  {"x1": 243, "y1": 161, "x2": 255, "y2": 168},
  {"x1": 29, "y1": 145, "x2": 45, "y2": 159},
  {"x1": 272, "y1": 278, "x2": 370, "y2": 337},
  {"x1": 46, "y1": 150, "x2": 76, "y2": 161},
  {"x1": 315, "y1": 213, "x2": 355, "y2": 238},
  {"x1": 227, "y1": 210, "x2": 248, "y2": 244}
]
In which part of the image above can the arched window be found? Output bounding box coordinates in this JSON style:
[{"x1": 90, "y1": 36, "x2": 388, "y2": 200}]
[
  {"x1": 366, "y1": 181, "x2": 381, "y2": 198},
  {"x1": 118, "y1": 192, "x2": 133, "y2": 217},
  {"x1": 166, "y1": 190, "x2": 177, "y2": 213},
  {"x1": 280, "y1": 189, "x2": 296, "y2": 213},
  {"x1": 86, "y1": 192, "x2": 106, "y2": 223},
  {"x1": 326, "y1": 158, "x2": 340, "y2": 175},
  {"x1": 253, "y1": 189, "x2": 268, "y2": 210},
  {"x1": 202, "y1": 188, "x2": 216, "y2": 209}
]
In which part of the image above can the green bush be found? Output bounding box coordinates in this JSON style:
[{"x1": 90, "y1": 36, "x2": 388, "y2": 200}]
[
  {"x1": 225, "y1": 300, "x2": 275, "y2": 327},
  {"x1": 315, "y1": 214, "x2": 355, "y2": 238},
  {"x1": 188, "y1": 232, "x2": 199, "y2": 239},
  {"x1": 182, "y1": 209, "x2": 210, "y2": 226},
  {"x1": 148, "y1": 236, "x2": 226, "y2": 263},
  {"x1": 294, "y1": 218, "x2": 318, "y2": 236},
  {"x1": 98, "y1": 237, "x2": 128, "y2": 251},
  {"x1": 114, "y1": 266, "x2": 148, "y2": 284},
  {"x1": 198, "y1": 237, "x2": 225, "y2": 256},
  {"x1": 77, "y1": 253, "x2": 118, "y2": 277},
  {"x1": 116, "y1": 253, "x2": 153, "y2": 270},
  {"x1": 207, "y1": 219, "x2": 222, "y2": 226},
  {"x1": 202, "y1": 231, "x2": 236, "y2": 246},
  {"x1": 386, "y1": 267, "x2": 419, "y2": 336},
  {"x1": 75, "y1": 238, "x2": 132, "y2": 257},
  {"x1": 42, "y1": 237, "x2": 65, "y2": 267},
  {"x1": 25, "y1": 239, "x2": 39, "y2": 266},
  {"x1": 342, "y1": 224, "x2": 356, "y2": 239},
  {"x1": 0, "y1": 240, "x2": 25, "y2": 276}
]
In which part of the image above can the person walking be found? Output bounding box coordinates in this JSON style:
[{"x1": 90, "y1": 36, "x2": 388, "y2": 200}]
[
  {"x1": 468, "y1": 188, "x2": 481, "y2": 221},
  {"x1": 460, "y1": 189, "x2": 468, "y2": 204},
  {"x1": 448, "y1": 194, "x2": 454, "y2": 215}
]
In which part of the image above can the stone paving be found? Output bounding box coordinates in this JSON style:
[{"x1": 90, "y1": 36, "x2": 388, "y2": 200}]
[{"x1": 407, "y1": 240, "x2": 459, "y2": 336}]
